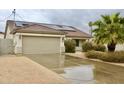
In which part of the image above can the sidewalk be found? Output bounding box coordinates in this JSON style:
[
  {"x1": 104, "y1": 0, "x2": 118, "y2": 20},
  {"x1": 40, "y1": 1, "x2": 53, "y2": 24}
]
[{"x1": 66, "y1": 52, "x2": 87, "y2": 59}]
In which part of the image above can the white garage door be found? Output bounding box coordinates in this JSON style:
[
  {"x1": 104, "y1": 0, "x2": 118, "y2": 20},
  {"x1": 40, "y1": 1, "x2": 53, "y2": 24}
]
[{"x1": 22, "y1": 36, "x2": 60, "y2": 54}]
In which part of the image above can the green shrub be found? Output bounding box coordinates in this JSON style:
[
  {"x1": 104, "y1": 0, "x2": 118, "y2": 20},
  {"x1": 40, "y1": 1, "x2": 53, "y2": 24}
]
[
  {"x1": 93, "y1": 44, "x2": 106, "y2": 52},
  {"x1": 85, "y1": 50, "x2": 104, "y2": 59},
  {"x1": 85, "y1": 51, "x2": 124, "y2": 63},
  {"x1": 82, "y1": 42, "x2": 93, "y2": 52},
  {"x1": 64, "y1": 39, "x2": 76, "y2": 53},
  {"x1": 82, "y1": 42, "x2": 106, "y2": 52},
  {"x1": 100, "y1": 51, "x2": 124, "y2": 62}
]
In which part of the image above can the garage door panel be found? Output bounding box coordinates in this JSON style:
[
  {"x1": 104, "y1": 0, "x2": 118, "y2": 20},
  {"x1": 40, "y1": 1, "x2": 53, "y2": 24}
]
[{"x1": 22, "y1": 36, "x2": 60, "y2": 54}]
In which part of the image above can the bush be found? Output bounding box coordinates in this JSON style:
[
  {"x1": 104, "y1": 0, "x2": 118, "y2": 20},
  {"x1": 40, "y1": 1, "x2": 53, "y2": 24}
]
[
  {"x1": 82, "y1": 42, "x2": 93, "y2": 52},
  {"x1": 93, "y1": 44, "x2": 106, "y2": 52},
  {"x1": 64, "y1": 39, "x2": 76, "y2": 53},
  {"x1": 85, "y1": 51, "x2": 124, "y2": 63},
  {"x1": 82, "y1": 42, "x2": 106, "y2": 52},
  {"x1": 85, "y1": 50, "x2": 104, "y2": 59}
]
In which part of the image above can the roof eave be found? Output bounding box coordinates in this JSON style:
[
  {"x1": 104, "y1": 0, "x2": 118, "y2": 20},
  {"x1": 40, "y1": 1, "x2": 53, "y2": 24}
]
[
  {"x1": 11, "y1": 30, "x2": 65, "y2": 35},
  {"x1": 66, "y1": 35, "x2": 92, "y2": 38}
]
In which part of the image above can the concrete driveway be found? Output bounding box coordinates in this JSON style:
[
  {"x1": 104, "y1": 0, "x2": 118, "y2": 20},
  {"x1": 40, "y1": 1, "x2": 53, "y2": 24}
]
[{"x1": 0, "y1": 55, "x2": 68, "y2": 84}]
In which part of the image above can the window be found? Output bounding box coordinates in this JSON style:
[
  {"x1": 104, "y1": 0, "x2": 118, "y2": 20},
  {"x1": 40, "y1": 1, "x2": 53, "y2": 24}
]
[{"x1": 75, "y1": 39, "x2": 79, "y2": 47}]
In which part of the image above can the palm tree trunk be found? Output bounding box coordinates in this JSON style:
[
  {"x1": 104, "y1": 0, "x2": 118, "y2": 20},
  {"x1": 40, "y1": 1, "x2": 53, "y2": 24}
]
[{"x1": 107, "y1": 43, "x2": 116, "y2": 52}]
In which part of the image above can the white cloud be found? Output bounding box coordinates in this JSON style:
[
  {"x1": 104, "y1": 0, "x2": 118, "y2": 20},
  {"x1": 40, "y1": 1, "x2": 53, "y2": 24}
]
[{"x1": 0, "y1": 9, "x2": 124, "y2": 33}]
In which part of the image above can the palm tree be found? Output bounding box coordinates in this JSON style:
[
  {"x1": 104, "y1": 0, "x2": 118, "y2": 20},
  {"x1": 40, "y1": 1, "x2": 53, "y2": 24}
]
[{"x1": 91, "y1": 13, "x2": 124, "y2": 52}]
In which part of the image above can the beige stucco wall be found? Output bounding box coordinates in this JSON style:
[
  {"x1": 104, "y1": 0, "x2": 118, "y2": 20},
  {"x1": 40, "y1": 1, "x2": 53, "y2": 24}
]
[
  {"x1": 115, "y1": 44, "x2": 124, "y2": 51},
  {"x1": 0, "y1": 34, "x2": 4, "y2": 39},
  {"x1": 13, "y1": 33, "x2": 22, "y2": 54},
  {"x1": 5, "y1": 21, "x2": 15, "y2": 39},
  {"x1": 0, "y1": 39, "x2": 14, "y2": 54},
  {"x1": 13, "y1": 33, "x2": 65, "y2": 54},
  {"x1": 6, "y1": 26, "x2": 13, "y2": 39}
]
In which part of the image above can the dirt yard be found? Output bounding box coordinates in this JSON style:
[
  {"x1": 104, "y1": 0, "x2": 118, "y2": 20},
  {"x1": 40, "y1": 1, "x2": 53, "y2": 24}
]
[{"x1": 0, "y1": 55, "x2": 68, "y2": 84}]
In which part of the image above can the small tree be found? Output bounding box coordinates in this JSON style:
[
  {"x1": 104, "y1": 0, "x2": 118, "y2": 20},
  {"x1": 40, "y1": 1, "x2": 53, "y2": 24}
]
[
  {"x1": 91, "y1": 13, "x2": 124, "y2": 52},
  {"x1": 64, "y1": 39, "x2": 76, "y2": 53}
]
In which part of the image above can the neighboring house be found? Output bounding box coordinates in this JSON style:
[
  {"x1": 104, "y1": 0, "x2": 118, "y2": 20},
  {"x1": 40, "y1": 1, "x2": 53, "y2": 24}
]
[
  {"x1": 0, "y1": 32, "x2": 4, "y2": 39},
  {"x1": 4, "y1": 20, "x2": 91, "y2": 54}
]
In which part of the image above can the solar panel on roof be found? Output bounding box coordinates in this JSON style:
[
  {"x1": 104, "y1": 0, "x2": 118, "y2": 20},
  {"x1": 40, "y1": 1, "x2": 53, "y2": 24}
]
[
  {"x1": 15, "y1": 22, "x2": 23, "y2": 27},
  {"x1": 22, "y1": 24, "x2": 29, "y2": 26},
  {"x1": 42, "y1": 24, "x2": 76, "y2": 31},
  {"x1": 15, "y1": 21, "x2": 76, "y2": 32},
  {"x1": 56, "y1": 25, "x2": 63, "y2": 28}
]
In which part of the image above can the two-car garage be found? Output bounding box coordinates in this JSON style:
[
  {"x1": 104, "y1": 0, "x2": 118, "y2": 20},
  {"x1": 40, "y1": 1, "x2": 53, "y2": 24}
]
[{"x1": 22, "y1": 36, "x2": 61, "y2": 54}]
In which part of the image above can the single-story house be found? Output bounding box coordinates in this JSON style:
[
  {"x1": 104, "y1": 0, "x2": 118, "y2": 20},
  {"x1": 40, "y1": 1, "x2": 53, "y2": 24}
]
[
  {"x1": 0, "y1": 32, "x2": 4, "y2": 39},
  {"x1": 4, "y1": 20, "x2": 91, "y2": 54}
]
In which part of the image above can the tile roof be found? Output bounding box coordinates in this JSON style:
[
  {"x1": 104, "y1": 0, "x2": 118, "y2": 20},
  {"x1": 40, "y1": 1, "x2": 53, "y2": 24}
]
[{"x1": 7, "y1": 20, "x2": 91, "y2": 38}]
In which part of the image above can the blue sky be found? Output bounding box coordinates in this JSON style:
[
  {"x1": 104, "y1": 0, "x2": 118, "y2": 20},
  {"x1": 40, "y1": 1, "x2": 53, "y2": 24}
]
[{"x1": 0, "y1": 9, "x2": 124, "y2": 33}]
